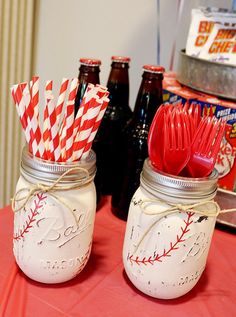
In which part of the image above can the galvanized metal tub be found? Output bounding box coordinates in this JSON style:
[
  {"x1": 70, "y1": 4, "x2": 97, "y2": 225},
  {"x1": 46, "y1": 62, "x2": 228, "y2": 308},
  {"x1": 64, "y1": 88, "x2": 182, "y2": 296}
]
[{"x1": 177, "y1": 49, "x2": 236, "y2": 101}]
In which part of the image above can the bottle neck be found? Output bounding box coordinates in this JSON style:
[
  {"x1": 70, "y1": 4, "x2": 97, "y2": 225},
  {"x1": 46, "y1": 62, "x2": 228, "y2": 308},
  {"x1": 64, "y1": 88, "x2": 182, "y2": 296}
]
[
  {"x1": 75, "y1": 65, "x2": 100, "y2": 115},
  {"x1": 132, "y1": 71, "x2": 163, "y2": 126},
  {"x1": 107, "y1": 62, "x2": 129, "y2": 107},
  {"x1": 78, "y1": 65, "x2": 100, "y2": 85}
]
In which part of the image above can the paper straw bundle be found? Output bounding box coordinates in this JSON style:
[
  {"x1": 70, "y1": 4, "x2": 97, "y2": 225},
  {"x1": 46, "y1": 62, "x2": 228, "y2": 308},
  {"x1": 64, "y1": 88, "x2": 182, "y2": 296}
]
[{"x1": 11, "y1": 77, "x2": 109, "y2": 162}]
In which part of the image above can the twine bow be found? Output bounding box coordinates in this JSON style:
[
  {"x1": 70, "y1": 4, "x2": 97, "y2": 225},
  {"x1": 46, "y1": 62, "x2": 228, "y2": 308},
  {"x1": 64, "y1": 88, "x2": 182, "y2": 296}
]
[
  {"x1": 139, "y1": 198, "x2": 221, "y2": 217},
  {"x1": 132, "y1": 197, "x2": 236, "y2": 254},
  {"x1": 12, "y1": 167, "x2": 92, "y2": 221}
]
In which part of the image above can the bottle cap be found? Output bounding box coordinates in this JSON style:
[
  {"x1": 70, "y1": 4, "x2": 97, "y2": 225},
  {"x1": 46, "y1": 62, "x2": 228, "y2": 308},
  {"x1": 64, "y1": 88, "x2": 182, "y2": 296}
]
[
  {"x1": 111, "y1": 56, "x2": 130, "y2": 63},
  {"x1": 79, "y1": 58, "x2": 101, "y2": 66},
  {"x1": 143, "y1": 65, "x2": 165, "y2": 73}
]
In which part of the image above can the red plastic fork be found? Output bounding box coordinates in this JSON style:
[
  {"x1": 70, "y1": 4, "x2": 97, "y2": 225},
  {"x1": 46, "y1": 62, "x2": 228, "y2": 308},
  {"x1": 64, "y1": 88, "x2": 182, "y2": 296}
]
[
  {"x1": 148, "y1": 104, "x2": 172, "y2": 170},
  {"x1": 187, "y1": 117, "x2": 226, "y2": 178},
  {"x1": 163, "y1": 108, "x2": 191, "y2": 176},
  {"x1": 176, "y1": 102, "x2": 201, "y2": 141},
  {"x1": 203, "y1": 104, "x2": 214, "y2": 117},
  {"x1": 190, "y1": 103, "x2": 201, "y2": 133}
]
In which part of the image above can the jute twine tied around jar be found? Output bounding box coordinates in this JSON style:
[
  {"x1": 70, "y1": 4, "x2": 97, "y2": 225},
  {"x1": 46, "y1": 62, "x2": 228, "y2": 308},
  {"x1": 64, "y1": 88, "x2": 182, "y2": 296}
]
[
  {"x1": 132, "y1": 197, "x2": 236, "y2": 254},
  {"x1": 11, "y1": 167, "x2": 93, "y2": 223}
]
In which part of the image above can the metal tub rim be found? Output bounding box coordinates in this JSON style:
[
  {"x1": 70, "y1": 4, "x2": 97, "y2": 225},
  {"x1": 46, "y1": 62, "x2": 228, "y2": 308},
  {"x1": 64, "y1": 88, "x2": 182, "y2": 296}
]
[{"x1": 177, "y1": 49, "x2": 236, "y2": 101}]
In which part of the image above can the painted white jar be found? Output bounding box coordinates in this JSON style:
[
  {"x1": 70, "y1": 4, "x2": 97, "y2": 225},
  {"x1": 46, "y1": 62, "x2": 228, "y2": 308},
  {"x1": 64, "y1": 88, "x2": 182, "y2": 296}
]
[
  {"x1": 123, "y1": 159, "x2": 219, "y2": 299},
  {"x1": 13, "y1": 146, "x2": 96, "y2": 284}
]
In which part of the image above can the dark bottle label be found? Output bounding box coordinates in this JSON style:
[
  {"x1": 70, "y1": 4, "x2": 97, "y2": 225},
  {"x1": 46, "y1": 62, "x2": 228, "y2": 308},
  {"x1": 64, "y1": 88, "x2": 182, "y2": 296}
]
[
  {"x1": 106, "y1": 82, "x2": 130, "y2": 114},
  {"x1": 93, "y1": 111, "x2": 131, "y2": 195},
  {"x1": 93, "y1": 82, "x2": 132, "y2": 196},
  {"x1": 111, "y1": 68, "x2": 164, "y2": 219},
  {"x1": 112, "y1": 126, "x2": 148, "y2": 219}
]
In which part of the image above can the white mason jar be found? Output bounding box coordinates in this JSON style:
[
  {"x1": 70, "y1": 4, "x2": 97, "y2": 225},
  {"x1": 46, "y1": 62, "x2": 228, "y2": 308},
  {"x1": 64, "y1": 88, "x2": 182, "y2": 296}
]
[
  {"x1": 13, "y1": 146, "x2": 96, "y2": 284},
  {"x1": 123, "y1": 158, "x2": 219, "y2": 299}
]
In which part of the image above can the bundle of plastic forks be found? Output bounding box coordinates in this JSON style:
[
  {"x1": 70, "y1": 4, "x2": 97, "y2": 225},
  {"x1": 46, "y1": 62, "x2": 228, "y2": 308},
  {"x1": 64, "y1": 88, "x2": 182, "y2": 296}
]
[
  {"x1": 187, "y1": 115, "x2": 226, "y2": 177},
  {"x1": 148, "y1": 102, "x2": 226, "y2": 177}
]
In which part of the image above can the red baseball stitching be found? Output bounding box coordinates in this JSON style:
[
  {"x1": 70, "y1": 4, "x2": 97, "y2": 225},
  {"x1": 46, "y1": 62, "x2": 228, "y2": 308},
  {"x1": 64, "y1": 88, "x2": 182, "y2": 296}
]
[
  {"x1": 128, "y1": 211, "x2": 194, "y2": 266},
  {"x1": 13, "y1": 192, "x2": 47, "y2": 241}
]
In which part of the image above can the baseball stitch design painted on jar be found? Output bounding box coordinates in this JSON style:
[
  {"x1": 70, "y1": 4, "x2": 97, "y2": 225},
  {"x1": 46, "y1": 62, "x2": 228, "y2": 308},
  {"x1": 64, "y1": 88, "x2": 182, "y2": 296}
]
[
  {"x1": 13, "y1": 146, "x2": 96, "y2": 284},
  {"x1": 123, "y1": 159, "x2": 219, "y2": 299}
]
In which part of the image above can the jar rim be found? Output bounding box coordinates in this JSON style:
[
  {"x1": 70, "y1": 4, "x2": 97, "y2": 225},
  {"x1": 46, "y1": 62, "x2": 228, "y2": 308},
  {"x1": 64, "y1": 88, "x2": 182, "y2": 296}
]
[
  {"x1": 21, "y1": 146, "x2": 96, "y2": 184},
  {"x1": 141, "y1": 159, "x2": 218, "y2": 201}
]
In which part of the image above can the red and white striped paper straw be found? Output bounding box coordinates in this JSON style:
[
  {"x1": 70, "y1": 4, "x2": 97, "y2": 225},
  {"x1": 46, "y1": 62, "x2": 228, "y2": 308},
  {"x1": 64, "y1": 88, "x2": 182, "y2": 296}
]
[
  {"x1": 95, "y1": 84, "x2": 109, "y2": 98},
  {"x1": 11, "y1": 84, "x2": 31, "y2": 146},
  {"x1": 43, "y1": 80, "x2": 53, "y2": 159},
  {"x1": 55, "y1": 78, "x2": 69, "y2": 125},
  {"x1": 73, "y1": 96, "x2": 104, "y2": 161},
  {"x1": 72, "y1": 83, "x2": 95, "y2": 141},
  {"x1": 46, "y1": 93, "x2": 61, "y2": 161},
  {"x1": 31, "y1": 76, "x2": 40, "y2": 121},
  {"x1": 60, "y1": 78, "x2": 78, "y2": 160},
  {"x1": 81, "y1": 96, "x2": 109, "y2": 160},
  {"x1": 21, "y1": 83, "x2": 45, "y2": 158}
]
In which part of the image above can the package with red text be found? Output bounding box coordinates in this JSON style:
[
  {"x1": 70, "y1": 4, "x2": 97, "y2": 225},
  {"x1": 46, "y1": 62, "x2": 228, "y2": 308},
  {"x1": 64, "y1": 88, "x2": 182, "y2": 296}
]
[
  {"x1": 186, "y1": 7, "x2": 236, "y2": 58},
  {"x1": 196, "y1": 100, "x2": 236, "y2": 191},
  {"x1": 199, "y1": 24, "x2": 236, "y2": 64}
]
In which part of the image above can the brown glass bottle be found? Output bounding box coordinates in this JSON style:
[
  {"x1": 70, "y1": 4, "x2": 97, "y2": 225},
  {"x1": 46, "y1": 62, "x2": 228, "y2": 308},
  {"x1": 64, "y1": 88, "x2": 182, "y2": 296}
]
[
  {"x1": 74, "y1": 58, "x2": 101, "y2": 204},
  {"x1": 92, "y1": 56, "x2": 132, "y2": 195},
  {"x1": 112, "y1": 65, "x2": 165, "y2": 220},
  {"x1": 74, "y1": 58, "x2": 101, "y2": 116}
]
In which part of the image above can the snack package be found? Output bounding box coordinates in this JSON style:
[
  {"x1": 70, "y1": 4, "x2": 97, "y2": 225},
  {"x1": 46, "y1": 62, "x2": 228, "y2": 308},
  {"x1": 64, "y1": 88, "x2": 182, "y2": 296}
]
[
  {"x1": 186, "y1": 7, "x2": 236, "y2": 58},
  {"x1": 163, "y1": 72, "x2": 181, "y2": 89},
  {"x1": 199, "y1": 24, "x2": 236, "y2": 64},
  {"x1": 163, "y1": 73, "x2": 236, "y2": 192}
]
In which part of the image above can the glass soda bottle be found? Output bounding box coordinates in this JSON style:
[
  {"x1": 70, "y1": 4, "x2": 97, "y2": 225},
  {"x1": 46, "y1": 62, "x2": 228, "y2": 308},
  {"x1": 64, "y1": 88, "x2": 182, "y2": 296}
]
[
  {"x1": 92, "y1": 56, "x2": 132, "y2": 196},
  {"x1": 74, "y1": 58, "x2": 101, "y2": 204},
  {"x1": 74, "y1": 58, "x2": 101, "y2": 116},
  {"x1": 112, "y1": 65, "x2": 165, "y2": 220}
]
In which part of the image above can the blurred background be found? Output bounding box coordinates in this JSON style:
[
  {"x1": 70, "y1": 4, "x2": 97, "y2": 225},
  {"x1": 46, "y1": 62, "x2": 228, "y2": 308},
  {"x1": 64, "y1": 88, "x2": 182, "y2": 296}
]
[{"x1": 0, "y1": 0, "x2": 233, "y2": 207}]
